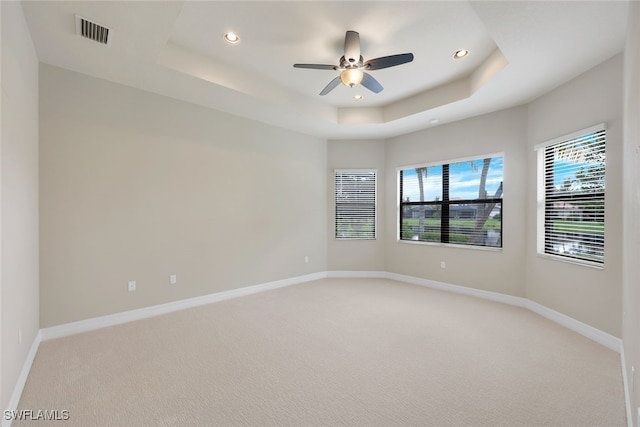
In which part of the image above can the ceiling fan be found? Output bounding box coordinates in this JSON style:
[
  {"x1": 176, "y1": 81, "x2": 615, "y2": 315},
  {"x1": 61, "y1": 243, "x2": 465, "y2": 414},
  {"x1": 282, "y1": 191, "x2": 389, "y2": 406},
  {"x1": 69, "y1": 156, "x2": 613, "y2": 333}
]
[{"x1": 293, "y1": 30, "x2": 414, "y2": 96}]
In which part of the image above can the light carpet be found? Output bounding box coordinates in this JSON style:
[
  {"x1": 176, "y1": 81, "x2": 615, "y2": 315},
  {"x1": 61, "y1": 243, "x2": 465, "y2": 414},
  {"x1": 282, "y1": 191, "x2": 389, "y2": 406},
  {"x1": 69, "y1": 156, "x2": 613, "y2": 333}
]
[{"x1": 15, "y1": 278, "x2": 626, "y2": 426}]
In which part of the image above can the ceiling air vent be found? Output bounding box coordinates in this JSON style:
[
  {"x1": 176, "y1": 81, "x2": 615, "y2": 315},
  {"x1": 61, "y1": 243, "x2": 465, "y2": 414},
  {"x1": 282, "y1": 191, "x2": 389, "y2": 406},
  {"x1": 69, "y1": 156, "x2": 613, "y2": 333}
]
[{"x1": 75, "y1": 15, "x2": 111, "y2": 46}]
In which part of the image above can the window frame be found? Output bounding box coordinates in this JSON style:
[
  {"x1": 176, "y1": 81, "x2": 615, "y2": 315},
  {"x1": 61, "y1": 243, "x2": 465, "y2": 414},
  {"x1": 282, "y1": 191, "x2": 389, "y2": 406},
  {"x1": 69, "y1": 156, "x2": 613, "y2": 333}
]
[
  {"x1": 534, "y1": 124, "x2": 606, "y2": 268},
  {"x1": 397, "y1": 153, "x2": 504, "y2": 250},
  {"x1": 334, "y1": 169, "x2": 377, "y2": 240}
]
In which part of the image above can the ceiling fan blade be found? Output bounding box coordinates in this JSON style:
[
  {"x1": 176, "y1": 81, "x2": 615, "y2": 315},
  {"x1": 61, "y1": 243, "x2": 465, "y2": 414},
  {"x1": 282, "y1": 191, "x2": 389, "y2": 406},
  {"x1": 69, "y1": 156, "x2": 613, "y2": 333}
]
[
  {"x1": 361, "y1": 72, "x2": 383, "y2": 94},
  {"x1": 344, "y1": 30, "x2": 361, "y2": 64},
  {"x1": 293, "y1": 64, "x2": 338, "y2": 70},
  {"x1": 364, "y1": 53, "x2": 414, "y2": 71},
  {"x1": 319, "y1": 76, "x2": 341, "y2": 96}
]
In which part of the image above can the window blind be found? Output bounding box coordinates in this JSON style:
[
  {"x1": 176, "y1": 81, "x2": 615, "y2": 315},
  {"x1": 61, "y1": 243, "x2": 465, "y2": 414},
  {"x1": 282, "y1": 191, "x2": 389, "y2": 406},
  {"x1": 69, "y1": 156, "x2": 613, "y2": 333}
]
[
  {"x1": 540, "y1": 127, "x2": 605, "y2": 264},
  {"x1": 335, "y1": 170, "x2": 376, "y2": 240}
]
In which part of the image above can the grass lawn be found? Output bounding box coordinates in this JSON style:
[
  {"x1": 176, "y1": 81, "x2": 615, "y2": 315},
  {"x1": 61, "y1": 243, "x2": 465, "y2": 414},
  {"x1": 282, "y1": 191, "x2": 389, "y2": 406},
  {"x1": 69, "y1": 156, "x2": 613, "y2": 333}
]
[
  {"x1": 552, "y1": 220, "x2": 604, "y2": 235},
  {"x1": 402, "y1": 218, "x2": 501, "y2": 230}
]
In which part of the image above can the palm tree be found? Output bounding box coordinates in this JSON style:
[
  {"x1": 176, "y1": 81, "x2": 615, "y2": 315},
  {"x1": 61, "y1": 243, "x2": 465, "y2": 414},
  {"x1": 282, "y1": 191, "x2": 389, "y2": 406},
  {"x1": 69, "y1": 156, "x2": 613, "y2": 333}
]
[
  {"x1": 470, "y1": 158, "x2": 502, "y2": 245},
  {"x1": 415, "y1": 167, "x2": 427, "y2": 235}
]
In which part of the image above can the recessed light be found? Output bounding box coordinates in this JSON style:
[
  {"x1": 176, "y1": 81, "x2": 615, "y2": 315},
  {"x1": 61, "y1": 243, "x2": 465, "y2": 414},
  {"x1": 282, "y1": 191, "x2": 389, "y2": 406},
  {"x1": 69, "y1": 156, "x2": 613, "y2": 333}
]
[
  {"x1": 354, "y1": 95, "x2": 363, "y2": 101},
  {"x1": 453, "y1": 49, "x2": 469, "y2": 60},
  {"x1": 223, "y1": 32, "x2": 240, "y2": 44}
]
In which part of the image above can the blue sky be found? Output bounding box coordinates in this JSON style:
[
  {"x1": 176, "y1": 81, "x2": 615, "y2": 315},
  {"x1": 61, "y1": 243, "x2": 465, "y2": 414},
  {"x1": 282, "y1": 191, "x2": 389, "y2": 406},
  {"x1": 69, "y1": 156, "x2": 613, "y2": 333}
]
[
  {"x1": 553, "y1": 160, "x2": 577, "y2": 187},
  {"x1": 551, "y1": 158, "x2": 605, "y2": 190},
  {"x1": 549, "y1": 136, "x2": 605, "y2": 189},
  {"x1": 402, "y1": 157, "x2": 503, "y2": 202}
]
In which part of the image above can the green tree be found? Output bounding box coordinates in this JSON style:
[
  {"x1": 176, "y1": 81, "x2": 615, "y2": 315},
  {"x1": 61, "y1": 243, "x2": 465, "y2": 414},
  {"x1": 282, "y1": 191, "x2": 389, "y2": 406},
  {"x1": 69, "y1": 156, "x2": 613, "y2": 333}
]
[
  {"x1": 470, "y1": 158, "x2": 503, "y2": 245},
  {"x1": 415, "y1": 167, "x2": 427, "y2": 234},
  {"x1": 553, "y1": 134, "x2": 605, "y2": 222},
  {"x1": 552, "y1": 134, "x2": 605, "y2": 193}
]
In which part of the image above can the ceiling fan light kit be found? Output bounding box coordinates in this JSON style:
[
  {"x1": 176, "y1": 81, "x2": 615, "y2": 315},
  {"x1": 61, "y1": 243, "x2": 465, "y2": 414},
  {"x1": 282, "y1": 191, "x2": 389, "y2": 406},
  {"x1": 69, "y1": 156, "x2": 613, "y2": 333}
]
[
  {"x1": 340, "y1": 68, "x2": 364, "y2": 87},
  {"x1": 293, "y1": 30, "x2": 414, "y2": 96}
]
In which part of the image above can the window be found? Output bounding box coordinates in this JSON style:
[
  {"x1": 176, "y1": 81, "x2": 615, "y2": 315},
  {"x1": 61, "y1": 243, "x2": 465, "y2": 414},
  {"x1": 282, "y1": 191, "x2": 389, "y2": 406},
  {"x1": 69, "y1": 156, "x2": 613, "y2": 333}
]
[
  {"x1": 399, "y1": 155, "x2": 503, "y2": 248},
  {"x1": 536, "y1": 125, "x2": 606, "y2": 265},
  {"x1": 335, "y1": 170, "x2": 376, "y2": 240}
]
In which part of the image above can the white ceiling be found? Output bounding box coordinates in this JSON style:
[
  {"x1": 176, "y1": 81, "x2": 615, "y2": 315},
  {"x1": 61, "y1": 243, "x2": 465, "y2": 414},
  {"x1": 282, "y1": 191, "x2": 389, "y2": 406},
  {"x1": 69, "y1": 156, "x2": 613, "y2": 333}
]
[{"x1": 21, "y1": 1, "x2": 629, "y2": 140}]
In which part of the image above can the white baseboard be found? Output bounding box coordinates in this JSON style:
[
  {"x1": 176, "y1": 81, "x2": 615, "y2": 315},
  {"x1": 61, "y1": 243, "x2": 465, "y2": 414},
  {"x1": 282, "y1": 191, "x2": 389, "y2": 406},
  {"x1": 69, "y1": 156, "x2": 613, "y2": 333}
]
[
  {"x1": 3, "y1": 330, "x2": 42, "y2": 427},
  {"x1": 40, "y1": 272, "x2": 327, "y2": 341},
  {"x1": 385, "y1": 272, "x2": 529, "y2": 308},
  {"x1": 39, "y1": 270, "x2": 621, "y2": 353},
  {"x1": 383, "y1": 271, "x2": 621, "y2": 353},
  {"x1": 621, "y1": 347, "x2": 633, "y2": 427},
  {"x1": 525, "y1": 300, "x2": 622, "y2": 353},
  {"x1": 323, "y1": 270, "x2": 620, "y2": 353},
  {"x1": 326, "y1": 270, "x2": 387, "y2": 279}
]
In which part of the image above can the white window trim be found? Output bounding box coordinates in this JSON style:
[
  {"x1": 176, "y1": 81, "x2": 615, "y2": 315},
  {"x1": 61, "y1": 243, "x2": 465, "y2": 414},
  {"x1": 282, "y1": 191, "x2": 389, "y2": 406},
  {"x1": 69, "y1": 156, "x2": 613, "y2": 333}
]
[
  {"x1": 397, "y1": 152, "x2": 505, "y2": 173},
  {"x1": 533, "y1": 123, "x2": 605, "y2": 151},
  {"x1": 535, "y1": 124, "x2": 606, "y2": 268},
  {"x1": 334, "y1": 169, "x2": 377, "y2": 240},
  {"x1": 396, "y1": 152, "x2": 504, "y2": 249}
]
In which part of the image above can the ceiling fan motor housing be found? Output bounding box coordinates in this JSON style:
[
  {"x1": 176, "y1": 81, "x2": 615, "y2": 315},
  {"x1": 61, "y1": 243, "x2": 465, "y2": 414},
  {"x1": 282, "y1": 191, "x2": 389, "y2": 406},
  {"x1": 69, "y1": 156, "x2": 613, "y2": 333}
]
[{"x1": 339, "y1": 56, "x2": 364, "y2": 70}]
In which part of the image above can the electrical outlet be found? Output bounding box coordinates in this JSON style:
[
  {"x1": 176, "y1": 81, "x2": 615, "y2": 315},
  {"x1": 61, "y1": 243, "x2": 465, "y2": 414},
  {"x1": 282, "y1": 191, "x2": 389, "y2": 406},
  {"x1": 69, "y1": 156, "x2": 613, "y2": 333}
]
[
  {"x1": 170, "y1": 274, "x2": 177, "y2": 285},
  {"x1": 128, "y1": 281, "x2": 136, "y2": 292},
  {"x1": 440, "y1": 261, "x2": 446, "y2": 269},
  {"x1": 304, "y1": 256, "x2": 309, "y2": 264}
]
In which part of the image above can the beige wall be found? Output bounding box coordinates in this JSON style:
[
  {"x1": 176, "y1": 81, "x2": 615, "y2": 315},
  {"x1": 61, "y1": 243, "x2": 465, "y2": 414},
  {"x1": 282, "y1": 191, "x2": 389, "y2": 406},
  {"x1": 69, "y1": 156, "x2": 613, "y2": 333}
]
[
  {"x1": 383, "y1": 107, "x2": 528, "y2": 298},
  {"x1": 39, "y1": 65, "x2": 327, "y2": 327},
  {"x1": 0, "y1": 1, "x2": 40, "y2": 411},
  {"x1": 327, "y1": 140, "x2": 386, "y2": 271},
  {"x1": 526, "y1": 54, "x2": 623, "y2": 337},
  {"x1": 622, "y1": 1, "x2": 640, "y2": 423}
]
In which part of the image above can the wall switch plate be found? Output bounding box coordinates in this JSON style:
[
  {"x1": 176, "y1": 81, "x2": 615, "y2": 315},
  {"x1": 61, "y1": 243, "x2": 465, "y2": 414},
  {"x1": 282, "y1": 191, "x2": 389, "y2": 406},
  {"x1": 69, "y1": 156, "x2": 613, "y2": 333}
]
[
  {"x1": 304, "y1": 256, "x2": 309, "y2": 264},
  {"x1": 128, "y1": 281, "x2": 136, "y2": 292},
  {"x1": 170, "y1": 275, "x2": 177, "y2": 285},
  {"x1": 440, "y1": 261, "x2": 446, "y2": 269}
]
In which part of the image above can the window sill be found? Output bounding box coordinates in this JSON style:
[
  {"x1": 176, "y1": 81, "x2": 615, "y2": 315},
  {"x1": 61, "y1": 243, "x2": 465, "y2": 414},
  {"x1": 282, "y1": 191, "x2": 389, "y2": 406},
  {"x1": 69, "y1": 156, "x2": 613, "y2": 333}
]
[
  {"x1": 536, "y1": 253, "x2": 604, "y2": 270},
  {"x1": 335, "y1": 238, "x2": 377, "y2": 241},
  {"x1": 397, "y1": 239, "x2": 502, "y2": 252}
]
